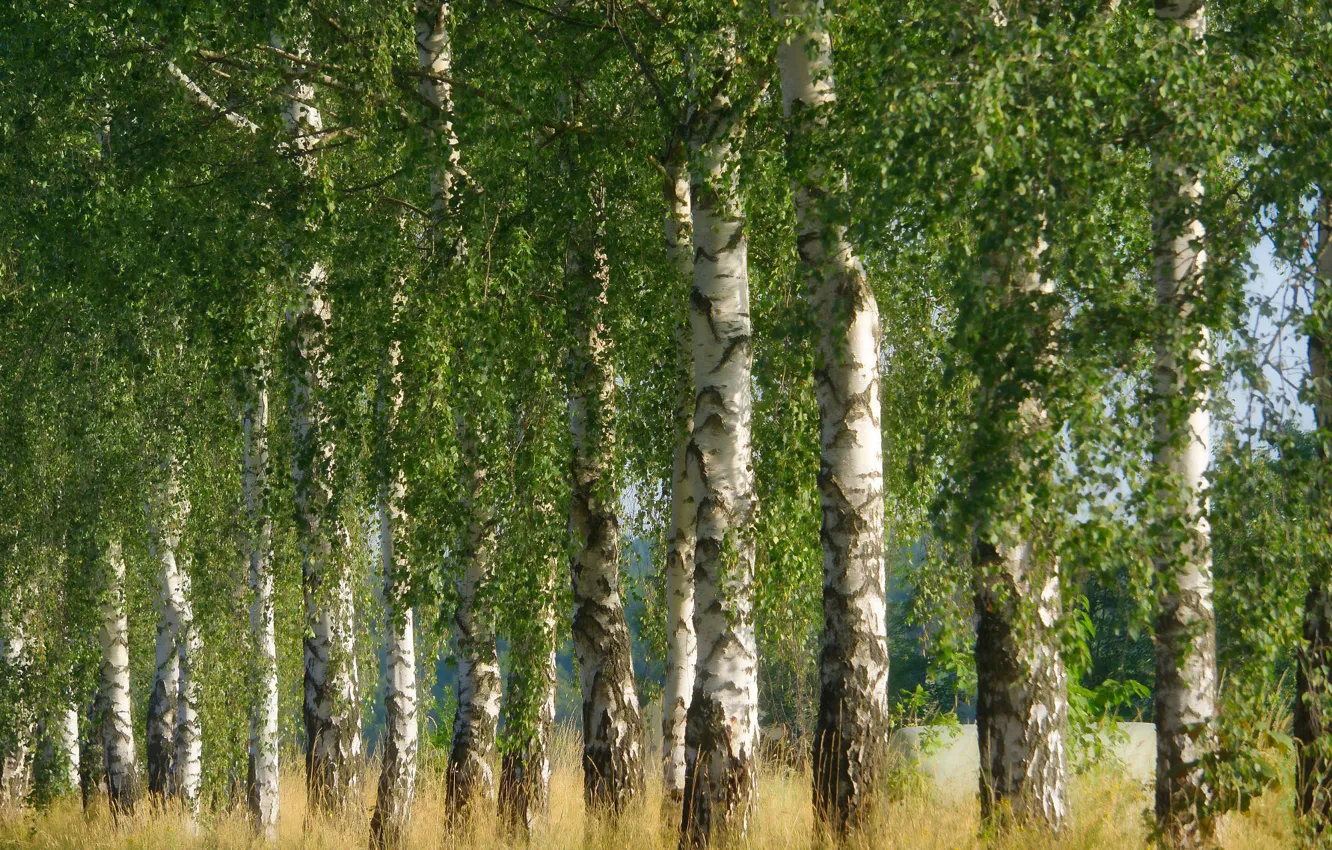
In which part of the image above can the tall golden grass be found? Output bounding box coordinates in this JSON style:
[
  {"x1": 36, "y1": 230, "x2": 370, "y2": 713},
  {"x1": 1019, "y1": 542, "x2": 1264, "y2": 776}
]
[{"x1": 0, "y1": 724, "x2": 1296, "y2": 849}]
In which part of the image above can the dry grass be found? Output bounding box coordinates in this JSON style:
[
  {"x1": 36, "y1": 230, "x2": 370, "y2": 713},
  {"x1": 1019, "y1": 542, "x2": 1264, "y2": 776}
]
[{"x1": 0, "y1": 726, "x2": 1296, "y2": 849}]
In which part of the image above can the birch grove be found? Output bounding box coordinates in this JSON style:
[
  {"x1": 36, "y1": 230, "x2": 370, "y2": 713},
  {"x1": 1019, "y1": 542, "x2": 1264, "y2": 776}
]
[{"x1": 0, "y1": 0, "x2": 1329, "y2": 846}]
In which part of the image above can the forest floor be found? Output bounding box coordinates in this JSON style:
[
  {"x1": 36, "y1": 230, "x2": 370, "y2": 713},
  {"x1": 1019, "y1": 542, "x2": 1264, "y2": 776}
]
[{"x1": 0, "y1": 725, "x2": 1296, "y2": 849}]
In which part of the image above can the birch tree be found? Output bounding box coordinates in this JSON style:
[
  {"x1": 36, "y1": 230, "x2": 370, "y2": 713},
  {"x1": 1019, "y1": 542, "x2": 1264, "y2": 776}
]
[
  {"x1": 660, "y1": 152, "x2": 697, "y2": 812},
  {"x1": 567, "y1": 193, "x2": 645, "y2": 814},
  {"x1": 1297, "y1": 192, "x2": 1332, "y2": 826},
  {"x1": 144, "y1": 465, "x2": 187, "y2": 802},
  {"x1": 447, "y1": 456, "x2": 502, "y2": 814},
  {"x1": 0, "y1": 593, "x2": 32, "y2": 805},
  {"x1": 680, "y1": 32, "x2": 760, "y2": 845},
  {"x1": 241, "y1": 367, "x2": 279, "y2": 835},
  {"x1": 48, "y1": 706, "x2": 81, "y2": 794},
  {"x1": 773, "y1": 0, "x2": 888, "y2": 830},
  {"x1": 1150, "y1": 2, "x2": 1217, "y2": 845},
  {"x1": 971, "y1": 238, "x2": 1069, "y2": 831},
  {"x1": 370, "y1": 302, "x2": 419, "y2": 848},
  {"x1": 172, "y1": 557, "x2": 202, "y2": 817},
  {"x1": 283, "y1": 106, "x2": 363, "y2": 817},
  {"x1": 98, "y1": 539, "x2": 139, "y2": 813}
]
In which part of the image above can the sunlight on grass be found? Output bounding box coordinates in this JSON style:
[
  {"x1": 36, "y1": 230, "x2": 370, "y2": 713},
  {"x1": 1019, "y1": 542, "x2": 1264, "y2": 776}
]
[{"x1": 0, "y1": 726, "x2": 1296, "y2": 849}]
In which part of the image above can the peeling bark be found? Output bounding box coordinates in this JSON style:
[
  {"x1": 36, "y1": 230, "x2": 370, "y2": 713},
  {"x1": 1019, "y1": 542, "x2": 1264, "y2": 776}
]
[
  {"x1": 774, "y1": 0, "x2": 889, "y2": 830},
  {"x1": 99, "y1": 540, "x2": 139, "y2": 813},
  {"x1": 567, "y1": 199, "x2": 645, "y2": 814},
  {"x1": 1150, "y1": 4, "x2": 1217, "y2": 846},
  {"x1": 1297, "y1": 194, "x2": 1332, "y2": 827},
  {"x1": 679, "y1": 66, "x2": 760, "y2": 846},
  {"x1": 661, "y1": 155, "x2": 698, "y2": 813},
  {"x1": 447, "y1": 455, "x2": 502, "y2": 815},
  {"x1": 242, "y1": 369, "x2": 280, "y2": 836}
]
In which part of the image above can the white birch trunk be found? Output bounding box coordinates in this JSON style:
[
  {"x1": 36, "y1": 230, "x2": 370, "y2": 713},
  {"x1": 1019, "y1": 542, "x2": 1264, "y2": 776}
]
[
  {"x1": 967, "y1": 236, "x2": 1070, "y2": 831},
  {"x1": 661, "y1": 157, "x2": 698, "y2": 811},
  {"x1": 567, "y1": 207, "x2": 645, "y2": 814},
  {"x1": 145, "y1": 490, "x2": 181, "y2": 799},
  {"x1": 289, "y1": 276, "x2": 363, "y2": 811},
  {"x1": 35, "y1": 706, "x2": 82, "y2": 795},
  {"x1": 1, "y1": 601, "x2": 31, "y2": 805},
  {"x1": 56, "y1": 705, "x2": 81, "y2": 794},
  {"x1": 680, "y1": 75, "x2": 760, "y2": 846},
  {"x1": 242, "y1": 370, "x2": 280, "y2": 835},
  {"x1": 1151, "y1": 4, "x2": 1217, "y2": 846},
  {"x1": 281, "y1": 46, "x2": 363, "y2": 811},
  {"x1": 974, "y1": 541, "x2": 1068, "y2": 829},
  {"x1": 774, "y1": 1, "x2": 889, "y2": 830},
  {"x1": 99, "y1": 540, "x2": 139, "y2": 812},
  {"x1": 414, "y1": 0, "x2": 463, "y2": 246},
  {"x1": 371, "y1": 332, "x2": 419, "y2": 848},
  {"x1": 144, "y1": 464, "x2": 202, "y2": 815},
  {"x1": 447, "y1": 460, "x2": 502, "y2": 815},
  {"x1": 172, "y1": 567, "x2": 202, "y2": 818},
  {"x1": 1296, "y1": 193, "x2": 1332, "y2": 823}
]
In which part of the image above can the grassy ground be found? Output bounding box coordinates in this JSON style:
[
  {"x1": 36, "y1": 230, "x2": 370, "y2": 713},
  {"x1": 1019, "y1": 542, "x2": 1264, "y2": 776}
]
[{"x1": 0, "y1": 726, "x2": 1296, "y2": 849}]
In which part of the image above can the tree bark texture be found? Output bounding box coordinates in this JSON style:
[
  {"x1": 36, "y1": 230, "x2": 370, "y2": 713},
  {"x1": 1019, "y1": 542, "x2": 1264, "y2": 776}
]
[
  {"x1": 279, "y1": 36, "x2": 363, "y2": 814},
  {"x1": 145, "y1": 472, "x2": 183, "y2": 800},
  {"x1": 144, "y1": 465, "x2": 200, "y2": 814},
  {"x1": 567, "y1": 202, "x2": 645, "y2": 815},
  {"x1": 661, "y1": 156, "x2": 698, "y2": 813},
  {"x1": 371, "y1": 330, "x2": 419, "y2": 848},
  {"x1": 289, "y1": 276, "x2": 362, "y2": 813},
  {"x1": 50, "y1": 705, "x2": 82, "y2": 794},
  {"x1": 774, "y1": 0, "x2": 890, "y2": 831},
  {"x1": 974, "y1": 539, "x2": 1068, "y2": 830},
  {"x1": 1297, "y1": 194, "x2": 1332, "y2": 826},
  {"x1": 679, "y1": 77, "x2": 760, "y2": 847},
  {"x1": 414, "y1": 0, "x2": 463, "y2": 245},
  {"x1": 447, "y1": 457, "x2": 502, "y2": 815},
  {"x1": 967, "y1": 235, "x2": 1071, "y2": 832},
  {"x1": 1151, "y1": 4, "x2": 1217, "y2": 846},
  {"x1": 99, "y1": 540, "x2": 139, "y2": 813},
  {"x1": 1, "y1": 600, "x2": 32, "y2": 805},
  {"x1": 242, "y1": 369, "x2": 280, "y2": 835}
]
